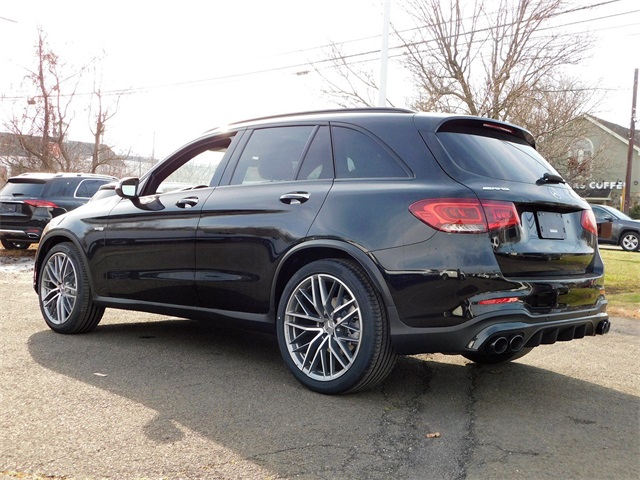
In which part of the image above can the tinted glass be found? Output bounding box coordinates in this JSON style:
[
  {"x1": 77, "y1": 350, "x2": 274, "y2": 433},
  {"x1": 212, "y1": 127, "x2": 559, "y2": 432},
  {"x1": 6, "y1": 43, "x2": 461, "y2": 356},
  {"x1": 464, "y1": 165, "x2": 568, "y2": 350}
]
[
  {"x1": 332, "y1": 126, "x2": 407, "y2": 178},
  {"x1": 0, "y1": 180, "x2": 46, "y2": 197},
  {"x1": 146, "y1": 134, "x2": 236, "y2": 195},
  {"x1": 437, "y1": 132, "x2": 559, "y2": 183},
  {"x1": 231, "y1": 126, "x2": 315, "y2": 185},
  {"x1": 75, "y1": 179, "x2": 110, "y2": 198},
  {"x1": 46, "y1": 179, "x2": 79, "y2": 197},
  {"x1": 593, "y1": 205, "x2": 630, "y2": 221},
  {"x1": 296, "y1": 127, "x2": 333, "y2": 180}
]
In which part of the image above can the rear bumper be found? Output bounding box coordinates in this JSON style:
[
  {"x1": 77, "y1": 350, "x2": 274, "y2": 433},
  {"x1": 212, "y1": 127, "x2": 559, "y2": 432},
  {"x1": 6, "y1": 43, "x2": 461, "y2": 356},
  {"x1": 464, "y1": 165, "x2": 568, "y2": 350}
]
[
  {"x1": 0, "y1": 228, "x2": 41, "y2": 241},
  {"x1": 388, "y1": 299, "x2": 609, "y2": 355}
]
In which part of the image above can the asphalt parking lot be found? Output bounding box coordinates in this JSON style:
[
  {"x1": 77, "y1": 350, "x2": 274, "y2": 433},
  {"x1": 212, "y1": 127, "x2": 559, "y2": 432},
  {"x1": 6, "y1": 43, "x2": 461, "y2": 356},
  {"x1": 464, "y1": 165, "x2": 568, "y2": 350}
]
[{"x1": 0, "y1": 260, "x2": 638, "y2": 480}]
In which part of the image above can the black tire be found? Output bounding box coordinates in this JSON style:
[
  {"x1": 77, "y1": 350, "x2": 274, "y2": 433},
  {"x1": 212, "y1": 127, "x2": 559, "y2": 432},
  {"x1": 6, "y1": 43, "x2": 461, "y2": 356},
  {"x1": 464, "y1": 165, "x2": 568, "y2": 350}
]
[
  {"x1": 277, "y1": 259, "x2": 396, "y2": 394},
  {"x1": 38, "y1": 242, "x2": 105, "y2": 334},
  {"x1": 619, "y1": 231, "x2": 640, "y2": 252},
  {"x1": 462, "y1": 347, "x2": 533, "y2": 365},
  {"x1": 1, "y1": 239, "x2": 31, "y2": 250}
]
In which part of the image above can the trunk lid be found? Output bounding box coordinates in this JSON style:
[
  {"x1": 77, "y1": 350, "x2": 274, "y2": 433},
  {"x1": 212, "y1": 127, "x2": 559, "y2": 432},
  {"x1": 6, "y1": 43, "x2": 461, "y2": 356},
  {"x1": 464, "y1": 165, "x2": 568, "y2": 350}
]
[{"x1": 420, "y1": 118, "x2": 598, "y2": 277}]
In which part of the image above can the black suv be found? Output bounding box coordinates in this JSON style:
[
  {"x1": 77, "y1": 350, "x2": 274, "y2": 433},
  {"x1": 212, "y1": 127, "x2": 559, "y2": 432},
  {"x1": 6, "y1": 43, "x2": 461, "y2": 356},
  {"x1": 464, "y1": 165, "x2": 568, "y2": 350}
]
[
  {"x1": 33, "y1": 109, "x2": 609, "y2": 394},
  {"x1": 0, "y1": 172, "x2": 116, "y2": 249}
]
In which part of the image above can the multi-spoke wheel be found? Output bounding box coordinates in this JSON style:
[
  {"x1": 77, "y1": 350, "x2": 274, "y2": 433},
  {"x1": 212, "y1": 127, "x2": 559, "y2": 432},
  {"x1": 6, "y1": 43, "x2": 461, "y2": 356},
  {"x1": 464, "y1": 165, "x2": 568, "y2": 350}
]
[
  {"x1": 277, "y1": 259, "x2": 395, "y2": 394},
  {"x1": 38, "y1": 243, "x2": 104, "y2": 333},
  {"x1": 619, "y1": 231, "x2": 640, "y2": 252}
]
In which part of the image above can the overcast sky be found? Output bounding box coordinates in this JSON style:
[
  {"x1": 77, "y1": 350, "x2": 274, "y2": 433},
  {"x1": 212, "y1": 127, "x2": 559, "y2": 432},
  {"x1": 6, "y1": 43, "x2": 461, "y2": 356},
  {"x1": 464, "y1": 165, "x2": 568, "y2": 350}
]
[{"x1": 1, "y1": 0, "x2": 638, "y2": 160}]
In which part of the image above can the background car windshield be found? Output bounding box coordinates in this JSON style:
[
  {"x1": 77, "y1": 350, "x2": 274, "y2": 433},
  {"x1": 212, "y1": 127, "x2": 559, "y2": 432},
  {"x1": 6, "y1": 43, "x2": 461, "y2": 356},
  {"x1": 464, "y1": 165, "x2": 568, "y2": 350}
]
[
  {"x1": 437, "y1": 132, "x2": 560, "y2": 183},
  {"x1": 598, "y1": 205, "x2": 632, "y2": 221}
]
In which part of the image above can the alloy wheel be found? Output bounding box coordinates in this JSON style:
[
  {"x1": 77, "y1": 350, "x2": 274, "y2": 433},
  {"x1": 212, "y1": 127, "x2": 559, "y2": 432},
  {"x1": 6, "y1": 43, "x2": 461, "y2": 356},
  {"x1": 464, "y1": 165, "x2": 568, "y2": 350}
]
[
  {"x1": 283, "y1": 273, "x2": 362, "y2": 381},
  {"x1": 40, "y1": 252, "x2": 78, "y2": 325},
  {"x1": 621, "y1": 233, "x2": 639, "y2": 251}
]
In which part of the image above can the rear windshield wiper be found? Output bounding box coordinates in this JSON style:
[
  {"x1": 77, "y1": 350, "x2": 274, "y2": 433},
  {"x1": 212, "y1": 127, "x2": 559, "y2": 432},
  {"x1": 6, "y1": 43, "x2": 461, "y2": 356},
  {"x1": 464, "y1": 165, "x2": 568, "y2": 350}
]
[{"x1": 536, "y1": 172, "x2": 565, "y2": 185}]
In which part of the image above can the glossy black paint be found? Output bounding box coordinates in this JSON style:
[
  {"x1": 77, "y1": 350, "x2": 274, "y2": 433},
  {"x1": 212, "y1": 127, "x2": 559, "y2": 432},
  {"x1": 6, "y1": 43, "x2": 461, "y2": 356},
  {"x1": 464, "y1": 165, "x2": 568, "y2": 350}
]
[{"x1": 34, "y1": 109, "x2": 608, "y2": 356}]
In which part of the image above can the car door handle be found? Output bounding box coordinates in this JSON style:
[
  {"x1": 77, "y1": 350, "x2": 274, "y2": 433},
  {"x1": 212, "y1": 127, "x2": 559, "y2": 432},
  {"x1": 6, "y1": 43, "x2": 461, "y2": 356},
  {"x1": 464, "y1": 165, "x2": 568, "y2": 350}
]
[
  {"x1": 279, "y1": 192, "x2": 310, "y2": 205},
  {"x1": 176, "y1": 196, "x2": 199, "y2": 208}
]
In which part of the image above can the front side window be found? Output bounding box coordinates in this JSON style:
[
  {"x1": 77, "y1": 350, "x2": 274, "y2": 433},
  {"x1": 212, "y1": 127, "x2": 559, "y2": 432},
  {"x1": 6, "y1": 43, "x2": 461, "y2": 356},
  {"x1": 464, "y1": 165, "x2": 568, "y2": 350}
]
[
  {"x1": 231, "y1": 126, "x2": 315, "y2": 185},
  {"x1": 146, "y1": 134, "x2": 236, "y2": 195}
]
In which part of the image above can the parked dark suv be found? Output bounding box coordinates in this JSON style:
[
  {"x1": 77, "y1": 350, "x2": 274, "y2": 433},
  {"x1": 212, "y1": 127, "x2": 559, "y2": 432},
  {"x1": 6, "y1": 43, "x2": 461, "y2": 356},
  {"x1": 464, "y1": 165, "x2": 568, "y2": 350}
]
[
  {"x1": 0, "y1": 172, "x2": 116, "y2": 249},
  {"x1": 33, "y1": 109, "x2": 609, "y2": 393}
]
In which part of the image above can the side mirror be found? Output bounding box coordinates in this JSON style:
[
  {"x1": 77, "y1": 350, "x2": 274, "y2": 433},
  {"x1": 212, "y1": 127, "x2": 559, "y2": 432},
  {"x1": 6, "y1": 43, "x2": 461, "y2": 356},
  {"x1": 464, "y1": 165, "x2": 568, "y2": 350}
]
[{"x1": 115, "y1": 177, "x2": 140, "y2": 199}]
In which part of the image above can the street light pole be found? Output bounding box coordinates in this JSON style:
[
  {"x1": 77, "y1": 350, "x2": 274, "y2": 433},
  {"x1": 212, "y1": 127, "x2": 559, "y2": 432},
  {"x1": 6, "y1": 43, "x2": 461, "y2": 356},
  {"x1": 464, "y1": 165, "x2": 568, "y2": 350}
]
[{"x1": 377, "y1": 0, "x2": 391, "y2": 107}]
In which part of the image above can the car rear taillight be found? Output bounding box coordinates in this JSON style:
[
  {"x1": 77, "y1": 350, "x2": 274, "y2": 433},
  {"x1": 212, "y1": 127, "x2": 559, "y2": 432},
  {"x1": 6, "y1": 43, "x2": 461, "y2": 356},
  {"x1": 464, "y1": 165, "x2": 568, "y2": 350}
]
[
  {"x1": 24, "y1": 199, "x2": 58, "y2": 209},
  {"x1": 409, "y1": 198, "x2": 520, "y2": 234},
  {"x1": 581, "y1": 209, "x2": 598, "y2": 236}
]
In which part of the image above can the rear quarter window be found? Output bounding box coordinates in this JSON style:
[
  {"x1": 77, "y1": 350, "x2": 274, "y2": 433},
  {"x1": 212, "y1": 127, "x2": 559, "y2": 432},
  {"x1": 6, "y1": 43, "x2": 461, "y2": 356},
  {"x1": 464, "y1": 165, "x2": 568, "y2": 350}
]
[{"x1": 75, "y1": 179, "x2": 110, "y2": 198}]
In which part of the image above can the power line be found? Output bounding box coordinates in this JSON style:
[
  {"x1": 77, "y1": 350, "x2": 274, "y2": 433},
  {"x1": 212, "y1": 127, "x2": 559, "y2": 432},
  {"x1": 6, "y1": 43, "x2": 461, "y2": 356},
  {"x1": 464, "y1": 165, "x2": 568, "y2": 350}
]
[{"x1": 2, "y1": 0, "x2": 637, "y2": 100}]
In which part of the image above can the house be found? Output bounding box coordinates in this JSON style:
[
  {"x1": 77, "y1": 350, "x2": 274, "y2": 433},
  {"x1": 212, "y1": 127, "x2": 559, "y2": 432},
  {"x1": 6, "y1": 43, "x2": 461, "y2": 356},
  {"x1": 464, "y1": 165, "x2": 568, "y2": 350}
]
[{"x1": 550, "y1": 115, "x2": 640, "y2": 209}]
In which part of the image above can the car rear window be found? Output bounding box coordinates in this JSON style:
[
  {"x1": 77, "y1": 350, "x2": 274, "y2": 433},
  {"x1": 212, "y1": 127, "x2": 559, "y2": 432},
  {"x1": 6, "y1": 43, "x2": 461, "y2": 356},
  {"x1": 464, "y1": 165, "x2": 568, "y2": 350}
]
[
  {"x1": 436, "y1": 132, "x2": 559, "y2": 184},
  {"x1": 0, "y1": 180, "x2": 47, "y2": 197}
]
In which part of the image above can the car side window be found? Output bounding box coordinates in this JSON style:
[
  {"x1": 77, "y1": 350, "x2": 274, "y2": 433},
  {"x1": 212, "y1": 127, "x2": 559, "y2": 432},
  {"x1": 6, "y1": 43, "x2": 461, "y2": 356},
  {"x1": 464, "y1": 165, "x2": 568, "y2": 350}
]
[
  {"x1": 75, "y1": 179, "x2": 109, "y2": 198},
  {"x1": 332, "y1": 126, "x2": 408, "y2": 179},
  {"x1": 45, "y1": 179, "x2": 79, "y2": 197},
  {"x1": 296, "y1": 126, "x2": 333, "y2": 180},
  {"x1": 592, "y1": 207, "x2": 609, "y2": 222},
  {"x1": 148, "y1": 135, "x2": 236, "y2": 195},
  {"x1": 231, "y1": 126, "x2": 315, "y2": 185}
]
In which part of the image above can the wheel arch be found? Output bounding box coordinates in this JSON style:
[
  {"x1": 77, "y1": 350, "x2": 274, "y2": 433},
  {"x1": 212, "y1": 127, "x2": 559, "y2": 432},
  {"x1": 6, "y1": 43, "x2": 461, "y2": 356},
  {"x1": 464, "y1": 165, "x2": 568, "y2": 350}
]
[
  {"x1": 271, "y1": 239, "x2": 396, "y2": 314},
  {"x1": 34, "y1": 232, "x2": 90, "y2": 293}
]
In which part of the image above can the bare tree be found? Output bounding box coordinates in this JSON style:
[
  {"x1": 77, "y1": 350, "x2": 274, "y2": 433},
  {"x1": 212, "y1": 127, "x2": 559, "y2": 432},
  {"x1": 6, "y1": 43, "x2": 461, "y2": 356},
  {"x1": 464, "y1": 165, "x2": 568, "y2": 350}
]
[
  {"x1": 4, "y1": 28, "x2": 84, "y2": 173},
  {"x1": 88, "y1": 84, "x2": 121, "y2": 174},
  {"x1": 3, "y1": 28, "x2": 124, "y2": 176},
  {"x1": 318, "y1": 0, "x2": 601, "y2": 152},
  {"x1": 315, "y1": 43, "x2": 394, "y2": 108},
  {"x1": 400, "y1": 0, "x2": 597, "y2": 135}
]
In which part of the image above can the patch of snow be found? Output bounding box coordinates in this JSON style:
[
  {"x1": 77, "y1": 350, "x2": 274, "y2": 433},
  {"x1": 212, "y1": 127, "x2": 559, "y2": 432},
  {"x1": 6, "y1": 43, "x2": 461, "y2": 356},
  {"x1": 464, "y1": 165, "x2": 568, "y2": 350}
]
[{"x1": 0, "y1": 258, "x2": 34, "y2": 273}]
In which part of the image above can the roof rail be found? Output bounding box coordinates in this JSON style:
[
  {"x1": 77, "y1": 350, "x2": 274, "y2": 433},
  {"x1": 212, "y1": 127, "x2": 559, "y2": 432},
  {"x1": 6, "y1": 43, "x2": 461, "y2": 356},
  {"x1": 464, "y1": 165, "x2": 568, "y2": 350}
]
[{"x1": 227, "y1": 107, "x2": 415, "y2": 126}]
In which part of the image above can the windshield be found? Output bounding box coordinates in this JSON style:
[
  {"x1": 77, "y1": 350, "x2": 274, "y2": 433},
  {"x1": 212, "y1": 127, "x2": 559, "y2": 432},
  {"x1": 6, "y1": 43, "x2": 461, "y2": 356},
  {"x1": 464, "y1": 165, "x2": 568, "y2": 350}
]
[{"x1": 603, "y1": 206, "x2": 632, "y2": 220}]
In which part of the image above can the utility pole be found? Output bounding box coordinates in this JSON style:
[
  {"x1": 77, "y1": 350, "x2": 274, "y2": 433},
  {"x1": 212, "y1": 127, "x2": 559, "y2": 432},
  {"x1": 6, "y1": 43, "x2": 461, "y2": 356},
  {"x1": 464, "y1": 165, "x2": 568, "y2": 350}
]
[
  {"x1": 623, "y1": 68, "x2": 638, "y2": 214},
  {"x1": 377, "y1": 0, "x2": 391, "y2": 107}
]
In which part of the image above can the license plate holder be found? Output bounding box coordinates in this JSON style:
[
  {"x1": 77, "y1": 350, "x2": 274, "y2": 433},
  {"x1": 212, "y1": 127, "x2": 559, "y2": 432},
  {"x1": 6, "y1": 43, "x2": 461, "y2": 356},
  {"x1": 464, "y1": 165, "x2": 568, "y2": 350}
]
[
  {"x1": 0, "y1": 203, "x2": 19, "y2": 214},
  {"x1": 537, "y1": 211, "x2": 566, "y2": 239}
]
